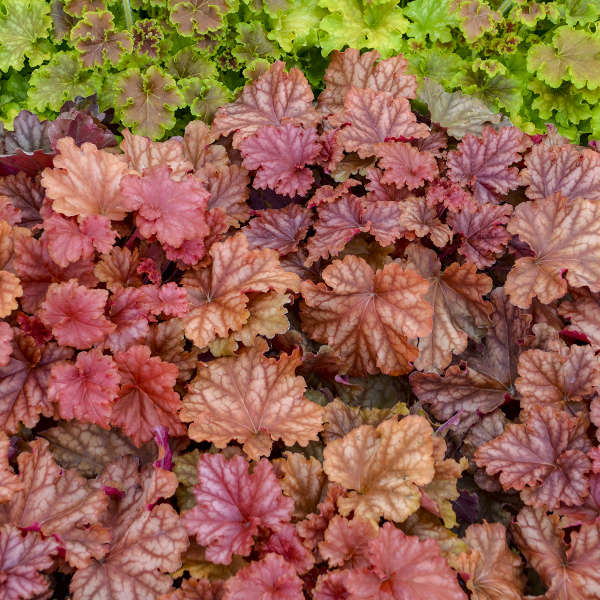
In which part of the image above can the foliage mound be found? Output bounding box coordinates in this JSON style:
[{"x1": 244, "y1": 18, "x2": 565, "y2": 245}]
[
  {"x1": 1, "y1": 52, "x2": 600, "y2": 599},
  {"x1": 2, "y1": 0, "x2": 600, "y2": 143}
]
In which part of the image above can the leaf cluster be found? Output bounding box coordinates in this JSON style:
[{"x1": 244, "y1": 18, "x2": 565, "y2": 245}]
[{"x1": 1, "y1": 53, "x2": 600, "y2": 599}]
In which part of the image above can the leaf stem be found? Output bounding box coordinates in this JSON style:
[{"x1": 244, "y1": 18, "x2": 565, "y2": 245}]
[{"x1": 122, "y1": 0, "x2": 134, "y2": 29}]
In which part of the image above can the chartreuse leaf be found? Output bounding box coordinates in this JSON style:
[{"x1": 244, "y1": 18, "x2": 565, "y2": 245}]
[
  {"x1": 233, "y1": 22, "x2": 280, "y2": 63},
  {"x1": 183, "y1": 78, "x2": 231, "y2": 123},
  {"x1": 166, "y1": 47, "x2": 218, "y2": 81},
  {"x1": 116, "y1": 66, "x2": 183, "y2": 139},
  {"x1": 27, "y1": 51, "x2": 104, "y2": 112},
  {"x1": 264, "y1": 0, "x2": 326, "y2": 53},
  {"x1": 0, "y1": 0, "x2": 53, "y2": 72},
  {"x1": 461, "y1": 65, "x2": 523, "y2": 115},
  {"x1": 527, "y1": 26, "x2": 600, "y2": 90},
  {"x1": 404, "y1": 0, "x2": 459, "y2": 44},
  {"x1": 407, "y1": 48, "x2": 467, "y2": 88},
  {"x1": 318, "y1": 0, "x2": 408, "y2": 58},
  {"x1": 530, "y1": 78, "x2": 592, "y2": 126},
  {"x1": 591, "y1": 104, "x2": 600, "y2": 139},
  {"x1": 0, "y1": 70, "x2": 29, "y2": 124},
  {"x1": 556, "y1": 0, "x2": 600, "y2": 26}
]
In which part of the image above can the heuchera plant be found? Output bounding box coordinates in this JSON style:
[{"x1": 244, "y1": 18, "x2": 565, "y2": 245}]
[
  {"x1": 2, "y1": 0, "x2": 600, "y2": 143},
  {"x1": 1, "y1": 50, "x2": 600, "y2": 599}
]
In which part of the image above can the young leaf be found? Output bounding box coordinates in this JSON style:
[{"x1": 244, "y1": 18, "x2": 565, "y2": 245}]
[{"x1": 182, "y1": 341, "x2": 323, "y2": 459}]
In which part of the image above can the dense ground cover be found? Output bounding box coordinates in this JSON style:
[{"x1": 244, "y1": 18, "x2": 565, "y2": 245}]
[
  {"x1": 1, "y1": 0, "x2": 600, "y2": 143},
  {"x1": 1, "y1": 52, "x2": 600, "y2": 599}
]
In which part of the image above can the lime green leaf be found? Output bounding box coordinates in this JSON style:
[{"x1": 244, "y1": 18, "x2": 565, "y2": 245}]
[
  {"x1": 404, "y1": 0, "x2": 459, "y2": 44},
  {"x1": 558, "y1": 0, "x2": 600, "y2": 26},
  {"x1": 0, "y1": 0, "x2": 52, "y2": 72},
  {"x1": 184, "y1": 79, "x2": 231, "y2": 122},
  {"x1": 116, "y1": 66, "x2": 184, "y2": 139},
  {"x1": 591, "y1": 104, "x2": 600, "y2": 138},
  {"x1": 455, "y1": 0, "x2": 500, "y2": 42},
  {"x1": 169, "y1": 0, "x2": 232, "y2": 35},
  {"x1": 166, "y1": 47, "x2": 217, "y2": 81},
  {"x1": 71, "y1": 10, "x2": 133, "y2": 68},
  {"x1": 27, "y1": 51, "x2": 104, "y2": 112},
  {"x1": 265, "y1": 0, "x2": 325, "y2": 53},
  {"x1": 318, "y1": 0, "x2": 408, "y2": 58},
  {"x1": 233, "y1": 22, "x2": 280, "y2": 63},
  {"x1": 530, "y1": 79, "x2": 592, "y2": 125},
  {"x1": 243, "y1": 58, "x2": 271, "y2": 82},
  {"x1": 461, "y1": 67, "x2": 523, "y2": 114},
  {"x1": 527, "y1": 26, "x2": 600, "y2": 90},
  {"x1": 407, "y1": 48, "x2": 467, "y2": 88},
  {"x1": 512, "y1": 1, "x2": 545, "y2": 27}
]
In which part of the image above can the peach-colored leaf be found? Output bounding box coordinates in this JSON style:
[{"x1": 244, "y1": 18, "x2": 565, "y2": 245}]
[
  {"x1": 0, "y1": 524, "x2": 57, "y2": 600},
  {"x1": 319, "y1": 516, "x2": 377, "y2": 568},
  {"x1": 181, "y1": 341, "x2": 323, "y2": 460},
  {"x1": 475, "y1": 405, "x2": 591, "y2": 509},
  {"x1": 0, "y1": 432, "x2": 21, "y2": 503},
  {"x1": 505, "y1": 194, "x2": 600, "y2": 308},
  {"x1": 182, "y1": 453, "x2": 293, "y2": 564},
  {"x1": 323, "y1": 416, "x2": 435, "y2": 524},
  {"x1": 0, "y1": 270, "x2": 21, "y2": 317},
  {"x1": 243, "y1": 204, "x2": 312, "y2": 256},
  {"x1": 447, "y1": 126, "x2": 530, "y2": 204},
  {"x1": 120, "y1": 128, "x2": 192, "y2": 178},
  {"x1": 93, "y1": 246, "x2": 142, "y2": 292},
  {"x1": 318, "y1": 48, "x2": 417, "y2": 114},
  {"x1": 516, "y1": 346, "x2": 600, "y2": 413},
  {"x1": 0, "y1": 439, "x2": 109, "y2": 568},
  {"x1": 405, "y1": 244, "x2": 492, "y2": 372},
  {"x1": 204, "y1": 164, "x2": 251, "y2": 227},
  {"x1": 182, "y1": 233, "x2": 300, "y2": 349},
  {"x1": 13, "y1": 233, "x2": 97, "y2": 313},
  {"x1": 452, "y1": 522, "x2": 524, "y2": 600},
  {"x1": 111, "y1": 345, "x2": 185, "y2": 447},
  {"x1": 301, "y1": 256, "x2": 432, "y2": 376},
  {"x1": 183, "y1": 120, "x2": 229, "y2": 173},
  {"x1": 512, "y1": 507, "x2": 600, "y2": 600},
  {"x1": 399, "y1": 196, "x2": 452, "y2": 248},
  {"x1": 274, "y1": 452, "x2": 326, "y2": 520},
  {"x1": 71, "y1": 464, "x2": 187, "y2": 600},
  {"x1": 330, "y1": 88, "x2": 429, "y2": 158},
  {"x1": 345, "y1": 521, "x2": 467, "y2": 600},
  {"x1": 0, "y1": 321, "x2": 12, "y2": 367},
  {"x1": 212, "y1": 61, "x2": 319, "y2": 148},
  {"x1": 41, "y1": 137, "x2": 136, "y2": 220},
  {"x1": 0, "y1": 332, "x2": 73, "y2": 432}
]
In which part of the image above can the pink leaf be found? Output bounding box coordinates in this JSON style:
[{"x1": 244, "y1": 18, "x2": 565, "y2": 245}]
[
  {"x1": 448, "y1": 126, "x2": 531, "y2": 204},
  {"x1": 240, "y1": 124, "x2": 321, "y2": 197},
  {"x1": 375, "y1": 142, "x2": 438, "y2": 190},
  {"x1": 49, "y1": 349, "x2": 119, "y2": 428},
  {"x1": 40, "y1": 280, "x2": 115, "y2": 349},
  {"x1": 182, "y1": 453, "x2": 293, "y2": 565},
  {"x1": 224, "y1": 553, "x2": 303, "y2": 600},
  {"x1": 0, "y1": 525, "x2": 57, "y2": 600},
  {"x1": 120, "y1": 165, "x2": 210, "y2": 248}
]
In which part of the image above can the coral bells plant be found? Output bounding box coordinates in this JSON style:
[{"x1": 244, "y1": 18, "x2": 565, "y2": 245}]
[{"x1": 2, "y1": 50, "x2": 600, "y2": 599}]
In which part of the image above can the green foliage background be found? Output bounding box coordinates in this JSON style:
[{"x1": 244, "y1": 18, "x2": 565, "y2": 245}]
[{"x1": 1, "y1": 0, "x2": 599, "y2": 142}]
